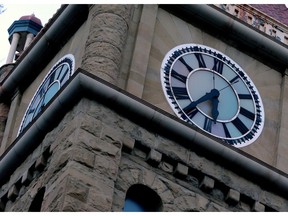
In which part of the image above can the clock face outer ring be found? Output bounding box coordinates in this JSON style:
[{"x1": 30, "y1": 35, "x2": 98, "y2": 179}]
[{"x1": 160, "y1": 44, "x2": 265, "y2": 148}]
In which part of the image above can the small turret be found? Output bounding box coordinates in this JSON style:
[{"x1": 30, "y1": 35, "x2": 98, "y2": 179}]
[{"x1": 6, "y1": 13, "x2": 43, "y2": 63}]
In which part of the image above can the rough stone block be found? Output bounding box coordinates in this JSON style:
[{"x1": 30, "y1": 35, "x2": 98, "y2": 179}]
[
  {"x1": 70, "y1": 147, "x2": 95, "y2": 168},
  {"x1": 100, "y1": 125, "x2": 123, "y2": 144},
  {"x1": 199, "y1": 176, "x2": 214, "y2": 192},
  {"x1": 66, "y1": 176, "x2": 89, "y2": 202},
  {"x1": 146, "y1": 149, "x2": 162, "y2": 167},
  {"x1": 21, "y1": 170, "x2": 33, "y2": 186},
  {"x1": 173, "y1": 163, "x2": 188, "y2": 178},
  {"x1": 62, "y1": 195, "x2": 87, "y2": 212},
  {"x1": 252, "y1": 201, "x2": 265, "y2": 212},
  {"x1": 225, "y1": 188, "x2": 240, "y2": 206},
  {"x1": 35, "y1": 155, "x2": 47, "y2": 171},
  {"x1": 122, "y1": 136, "x2": 135, "y2": 153},
  {"x1": 7, "y1": 185, "x2": 18, "y2": 201},
  {"x1": 94, "y1": 155, "x2": 120, "y2": 180}
]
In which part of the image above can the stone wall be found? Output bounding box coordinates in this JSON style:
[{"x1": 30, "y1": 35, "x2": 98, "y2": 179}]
[{"x1": 0, "y1": 97, "x2": 287, "y2": 211}]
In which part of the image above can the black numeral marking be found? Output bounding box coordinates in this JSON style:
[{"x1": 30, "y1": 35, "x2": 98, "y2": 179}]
[
  {"x1": 204, "y1": 117, "x2": 212, "y2": 132},
  {"x1": 179, "y1": 57, "x2": 193, "y2": 72},
  {"x1": 223, "y1": 123, "x2": 231, "y2": 138},
  {"x1": 48, "y1": 72, "x2": 56, "y2": 85},
  {"x1": 183, "y1": 103, "x2": 198, "y2": 117},
  {"x1": 232, "y1": 117, "x2": 249, "y2": 134},
  {"x1": 195, "y1": 53, "x2": 206, "y2": 68},
  {"x1": 172, "y1": 87, "x2": 190, "y2": 100},
  {"x1": 212, "y1": 58, "x2": 224, "y2": 74},
  {"x1": 181, "y1": 108, "x2": 198, "y2": 120},
  {"x1": 240, "y1": 107, "x2": 255, "y2": 121},
  {"x1": 229, "y1": 75, "x2": 240, "y2": 84},
  {"x1": 171, "y1": 69, "x2": 187, "y2": 83},
  {"x1": 238, "y1": 94, "x2": 253, "y2": 99},
  {"x1": 59, "y1": 66, "x2": 69, "y2": 83}
]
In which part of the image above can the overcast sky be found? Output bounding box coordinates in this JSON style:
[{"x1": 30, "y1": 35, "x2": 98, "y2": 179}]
[{"x1": 0, "y1": 4, "x2": 61, "y2": 66}]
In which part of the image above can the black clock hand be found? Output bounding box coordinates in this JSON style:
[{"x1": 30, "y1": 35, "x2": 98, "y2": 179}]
[
  {"x1": 211, "y1": 97, "x2": 219, "y2": 123},
  {"x1": 183, "y1": 89, "x2": 219, "y2": 114}
]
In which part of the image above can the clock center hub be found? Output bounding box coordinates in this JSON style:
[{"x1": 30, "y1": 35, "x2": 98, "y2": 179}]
[{"x1": 186, "y1": 69, "x2": 239, "y2": 122}]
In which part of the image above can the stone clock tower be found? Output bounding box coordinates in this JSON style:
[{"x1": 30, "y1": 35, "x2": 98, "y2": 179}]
[{"x1": 0, "y1": 4, "x2": 288, "y2": 212}]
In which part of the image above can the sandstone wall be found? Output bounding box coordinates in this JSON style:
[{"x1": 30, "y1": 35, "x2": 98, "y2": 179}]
[{"x1": 0, "y1": 98, "x2": 286, "y2": 211}]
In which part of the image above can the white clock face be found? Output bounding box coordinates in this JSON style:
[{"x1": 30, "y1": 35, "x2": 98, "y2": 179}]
[
  {"x1": 160, "y1": 44, "x2": 264, "y2": 148},
  {"x1": 18, "y1": 54, "x2": 75, "y2": 135}
]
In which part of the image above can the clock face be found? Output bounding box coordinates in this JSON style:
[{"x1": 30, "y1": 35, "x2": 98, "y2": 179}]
[
  {"x1": 160, "y1": 44, "x2": 264, "y2": 148},
  {"x1": 18, "y1": 54, "x2": 75, "y2": 135}
]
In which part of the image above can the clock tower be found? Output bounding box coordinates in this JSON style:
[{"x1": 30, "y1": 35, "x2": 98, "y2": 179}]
[{"x1": 0, "y1": 4, "x2": 288, "y2": 212}]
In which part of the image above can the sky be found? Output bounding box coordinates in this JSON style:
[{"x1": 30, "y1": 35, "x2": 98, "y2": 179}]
[{"x1": 0, "y1": 4, "x2": 61, "y2": 67}]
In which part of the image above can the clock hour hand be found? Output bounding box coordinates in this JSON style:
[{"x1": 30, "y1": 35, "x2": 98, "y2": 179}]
[{"x1": 183, "y1": 89, "x2": 219, "y2": 114}]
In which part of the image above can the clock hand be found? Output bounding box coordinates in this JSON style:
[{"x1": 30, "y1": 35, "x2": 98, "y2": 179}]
[
  {"x1": 183, "y1": 89, "x2": 220, "y2": 114},
  {"x1": 211, "y1": 97, "x2": 219, "y2": 123},
  {"x1": 219, "y1": 79, "x2": 240, "y2": 92}
]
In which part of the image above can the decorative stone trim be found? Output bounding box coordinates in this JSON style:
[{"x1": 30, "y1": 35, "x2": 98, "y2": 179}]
[
  {"x1": 21, "y1": 170, "x2": 33, "y2": 186},
  {"x1": 7, "y1": 185, "x2": 18, "y2": 201},
  {"x1": 146, "y1": 149, "x2": 162, "y2": 167},
  {"x1": 199, "y1": 176, "x2": 215, "y2": 192},
  {"x1": 35, "y1": 155, "x2": 47, "y2": 172},
  {"x1": 123, "y1": 139, "x2": 278, "y2": 212},
  {"x1": 122, "y1": 136, "x2": 135, "y2": 153},
  {"x1": 216, "y1": 4, "x2": 288, "y2": 46},
  {"x1": 173, "y1": 163, "x2": 189, "y2": 179},
  {"x1": 225, "y1": 188, "x2": 240, "y2": 206},
  {"x1": 0, "y1": 146, "x2": 52, "y2": 211},
  {"x1": 252, "y1": 201, "x2": 265, "y2": 212}
]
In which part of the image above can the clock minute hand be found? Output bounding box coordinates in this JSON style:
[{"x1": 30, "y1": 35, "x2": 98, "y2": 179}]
[
  {"x1": 211, "y1": 97, "x2": 219, "y2": 123},
  {"x1": 183, "y1": 89, "x2": 219, "y2": 114}
]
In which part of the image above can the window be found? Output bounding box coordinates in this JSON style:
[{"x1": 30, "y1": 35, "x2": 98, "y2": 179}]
[{"x1": 123, "y1": 184, "x2": 162, "y2": 212}]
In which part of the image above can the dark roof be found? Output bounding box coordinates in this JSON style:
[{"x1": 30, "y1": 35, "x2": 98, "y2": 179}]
[
  {"x1": 19, "y1": 14, "x2": 42, "y2": 26},
  {"x1": 251, "y1": 4, "x2": 288, "y2": 26}
]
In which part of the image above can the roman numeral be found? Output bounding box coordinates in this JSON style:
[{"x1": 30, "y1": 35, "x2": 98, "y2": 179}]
[
  {"x1": 229, "y1": 75, "x2": 240, "y2": 84},
  {"x1": 181, "y1": 108, "x2": 198, "y2": 120},
  {"x1": 238, "y1": 94, "x2": 253, "y2": 99},
  {"x1": 223, "y1": 123, "x2": 231, "y2": 138},
  {"x1": 195, "y1": 53, "x2": 206, "y2": 68},
  {"x1": 204, "y1": 117, "x2": 212, "y2": 132},
  {"x1": 172, "y1": 87, "x2": 190, "y2": 100},
  {"x1": 232, "y1": 117, "x2": 249, "y2": 134},
  {"x1": 179, "y1": 57, "x2": 193, "y2": 72},
  {"x1": 212, "y1": 58, "x2": 224, "y2": 74},
  {"x1": 59, "y1": 66, "x2": 69, "y2": 83},
  {"x1": 239, "y1": 107, "x2": 255, "y2": 121},
  {"x1": 171, "y1": 69, "x2": 187, "y2": 83},
  {"x1": 183, "y1": 103, "x2": 198, "y2": 118}
]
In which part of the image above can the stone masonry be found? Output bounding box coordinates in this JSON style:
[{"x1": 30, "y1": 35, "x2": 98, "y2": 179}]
[
  {"x1": 82, "y1": 5, "x2": 133, "y2": 85},
  {"x1": 0, "y1": 97, "x2": 287, "y2": 211}
]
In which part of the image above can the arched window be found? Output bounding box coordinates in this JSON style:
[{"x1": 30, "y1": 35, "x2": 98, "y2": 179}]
[
  {"x1": 28, "y1": 187, "x2": 45, "y2": 212},
  {"x1": 123, "y1": 184, "x2": 162, "y2": 212}
]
